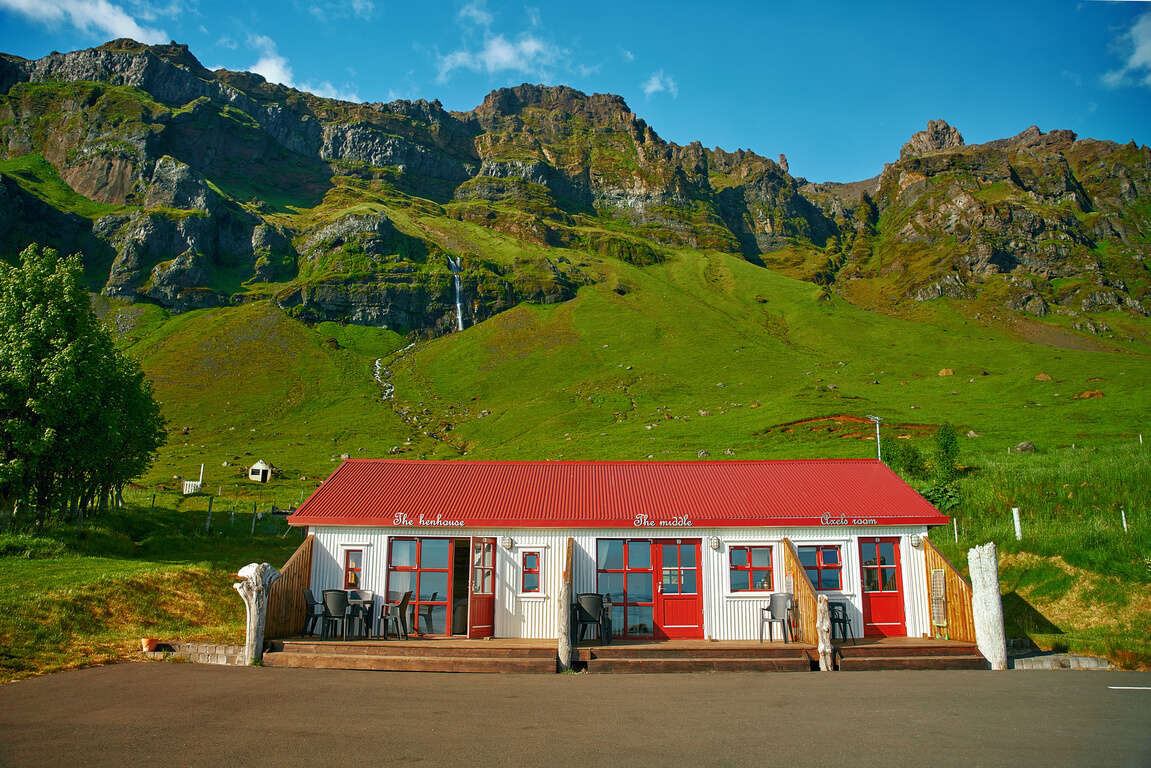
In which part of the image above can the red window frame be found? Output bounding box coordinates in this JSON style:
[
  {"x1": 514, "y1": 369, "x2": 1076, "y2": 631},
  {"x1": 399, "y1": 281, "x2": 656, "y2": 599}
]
[
  {"x1": 343, "y1": 548, "x2": 363, "y2": 589},
  {"x1": 798, "y1": 545, "x2": 843, "y2": 590},
  {"x1": 386, "y1": 537, "x2": 452, "y2": 636},
  {"x1": 596, "y1": 539, "x2": 654, "y2": 638},
  {"x1": 729, "y1": 546, "x2": 773, "y2": 592},
  {"x1": 521, "y1": 551, "x2": 540, "y2": 593}
]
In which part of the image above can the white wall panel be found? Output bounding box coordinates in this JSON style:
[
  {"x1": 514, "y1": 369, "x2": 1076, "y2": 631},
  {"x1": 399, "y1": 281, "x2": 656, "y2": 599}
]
[{"x1": 308, "y1": 524, "x2": 932, "y2": 641}]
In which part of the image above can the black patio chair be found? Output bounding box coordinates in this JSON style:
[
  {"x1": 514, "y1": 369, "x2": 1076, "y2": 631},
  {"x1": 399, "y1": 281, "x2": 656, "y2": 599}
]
[
  {"x1": 572, "y1": 593, "x2": 612, "y2": 644},
  {"x1": 378, "y1": 591, "x2": 412, "y2": 640},
  {"x1": 416, "y1": 592, "x2": 438, "y2": 635},
  {"x1": 320, "y1": 589, "x2": 350, "y2": 641},
  {"x1": 828, "y1": 600, "x2": 855, "y2": 645},
  {"x1": 302, "y1": 588, "x2": 324, "y2": 636},
  {"x1": 347, "y1": 589, "x2": 374, "y2": 639}
]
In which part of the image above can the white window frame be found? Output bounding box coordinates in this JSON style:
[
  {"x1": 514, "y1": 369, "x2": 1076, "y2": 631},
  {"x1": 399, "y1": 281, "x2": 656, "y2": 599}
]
[
  {"x1": 723, "y1": 540, "x2": 781, "y2": 599},
  {"x1": 515, "y1": 545, "x2": 548, "y2": 600},
  {"x1": 337, "y1": 542, "x2": 371, "y2": 590}
]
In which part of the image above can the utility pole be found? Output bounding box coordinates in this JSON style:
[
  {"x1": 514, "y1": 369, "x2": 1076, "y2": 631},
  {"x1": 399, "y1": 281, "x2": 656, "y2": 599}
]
[{"x1": 866, "y1": 414, "x2": 883, "y2": 461}]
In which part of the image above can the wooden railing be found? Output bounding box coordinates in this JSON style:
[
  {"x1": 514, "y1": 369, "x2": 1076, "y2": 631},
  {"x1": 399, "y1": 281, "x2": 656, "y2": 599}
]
[
  {"x1": 780, "y1": 538, "x2": 819, "y2": 645},
  {"x1": 264, "y1": 535, "x2": 314, "y2": 639},
  {"x1": 922, "y1": 536, "x2": 976, "y2": 643}
]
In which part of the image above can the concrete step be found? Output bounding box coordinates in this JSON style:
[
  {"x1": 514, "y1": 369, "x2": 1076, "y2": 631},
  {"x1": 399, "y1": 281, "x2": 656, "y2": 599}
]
[
  {"x1": 262, "y1": 652, "x2": 557, "y2": 673},
  {"x1": 585, "y1": 656, "x2": 813, "y2": 673},
  {"x1": 837, "y1": 654, "x2": 989, "y2": 671}
]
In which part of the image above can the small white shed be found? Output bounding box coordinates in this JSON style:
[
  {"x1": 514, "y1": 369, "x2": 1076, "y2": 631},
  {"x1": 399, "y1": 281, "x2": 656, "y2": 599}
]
[{"x1": 248, "y1": 460, "x2": 272, "y2": 484}]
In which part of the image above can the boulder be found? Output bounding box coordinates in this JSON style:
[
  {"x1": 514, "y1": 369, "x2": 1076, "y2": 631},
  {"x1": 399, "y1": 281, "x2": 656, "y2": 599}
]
[
  {"x1": 939, "y1": 368, "x2": 954, "y2": 377},
  {"x1": 1013, "y1": 441, "x2": 1037, "y2": 453}
]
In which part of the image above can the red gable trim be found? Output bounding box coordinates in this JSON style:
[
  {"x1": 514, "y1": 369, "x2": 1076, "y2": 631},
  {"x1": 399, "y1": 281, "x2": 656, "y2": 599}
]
[{"x1": 288, "y1": 459, "x2": 948, "y2": 529}]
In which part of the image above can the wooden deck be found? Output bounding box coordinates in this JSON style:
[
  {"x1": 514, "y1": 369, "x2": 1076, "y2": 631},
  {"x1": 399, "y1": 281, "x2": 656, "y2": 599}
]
[{"x1": 263, "y1": 635, "x2": 985, "y2": 673}]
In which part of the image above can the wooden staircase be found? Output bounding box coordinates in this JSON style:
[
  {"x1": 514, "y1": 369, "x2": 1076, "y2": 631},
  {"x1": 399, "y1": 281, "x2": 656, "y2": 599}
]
[
  {"x1": 835, "y1": 641, "x2": 987, "y2": 671},
  {"x1": 577, "y1": 642, "x2": 816, "y2": 673},
  {"x1": 262, "y1": 640, "x2": 557, "y2": 673}
]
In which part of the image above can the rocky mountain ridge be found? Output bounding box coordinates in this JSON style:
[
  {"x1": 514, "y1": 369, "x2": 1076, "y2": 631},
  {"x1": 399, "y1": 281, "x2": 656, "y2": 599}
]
[{"x1": 1, "y1": 39, "x2": 1149, "y2": 337}]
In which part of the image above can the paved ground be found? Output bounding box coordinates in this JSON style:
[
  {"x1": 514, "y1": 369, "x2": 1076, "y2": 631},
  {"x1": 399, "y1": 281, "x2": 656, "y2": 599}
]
[{"x1": 1, "y1": 664, "x2": 1148, "y2": 767}]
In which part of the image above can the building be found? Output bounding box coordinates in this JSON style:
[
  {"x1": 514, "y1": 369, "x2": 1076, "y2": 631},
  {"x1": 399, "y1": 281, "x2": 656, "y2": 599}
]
[
  {"x1": 248, "y1": 460, "x2": 272, "y2": 484},
  {"x1": 286, "y1": 459, "x2": 949, "y2": 642}
]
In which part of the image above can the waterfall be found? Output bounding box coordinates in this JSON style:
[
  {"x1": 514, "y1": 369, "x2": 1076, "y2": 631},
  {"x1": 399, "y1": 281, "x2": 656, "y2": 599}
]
[{"x1": 447, "y1": 255, "x2": 464, "y2": 331}]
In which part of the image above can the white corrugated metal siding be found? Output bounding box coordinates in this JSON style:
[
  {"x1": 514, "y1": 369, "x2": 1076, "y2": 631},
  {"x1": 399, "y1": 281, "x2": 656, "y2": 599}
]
[{"x1": 309, "y1": 525, "x2": 932, "y2": 640}]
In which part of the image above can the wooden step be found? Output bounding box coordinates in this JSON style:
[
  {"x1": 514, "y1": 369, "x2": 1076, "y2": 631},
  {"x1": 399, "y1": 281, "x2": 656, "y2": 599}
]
[
  {"x1": 837, "y1": 654, "x2": 988, "y2": 671},
  {"x1": 835, "y1": 644, "x2": 980, "y2": 659},
  {"x1": 585, "y1": 656, "x2": 813, "y2": 673},
  {"x1": 262, "y1": 652, "x2": 557, "y2": 673},
  {"x1": 272, "y1": 641, "x2": 555, "y2": 659},
  {"x1": 578, "y1": 645, "x2": 810, "y2": 661}
]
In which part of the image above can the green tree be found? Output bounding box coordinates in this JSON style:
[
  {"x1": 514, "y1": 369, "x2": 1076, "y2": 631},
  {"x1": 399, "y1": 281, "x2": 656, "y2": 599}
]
[{"x1": 0, "y1": 244, "x2": 165, "y2": 528}]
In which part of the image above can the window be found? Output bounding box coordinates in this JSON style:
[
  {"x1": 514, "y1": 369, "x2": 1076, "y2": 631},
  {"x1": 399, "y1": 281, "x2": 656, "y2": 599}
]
[
  {"x1": 729, "y1": 546, "x2": 773, "y2": 592},
  {"x1": 798, "y1": 545, "x2": 843, "y2": 590},
  {"x1": 343, "y1": 549, "x2": 363, "y2": 588},
  {"x1": 386, "y1": 538, "x2": 450, "y2": 635},
  {"x1": 521, "y1": 551, "x2": 541, "y2": 593},
  {"x1": 596, "y1": 539, "x2": 653, "y2": 638}
]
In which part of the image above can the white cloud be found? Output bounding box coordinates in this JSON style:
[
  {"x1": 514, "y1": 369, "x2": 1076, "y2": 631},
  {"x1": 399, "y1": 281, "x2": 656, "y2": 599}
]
[
  {"x1": 459, "y1": 0, "x2": 493, "y2": 27},
  {"x1": 438, "y1": 32, "x2": 559, "y2": 81},
  {"x1": 526, "y1": 5, "x2": 541, "y2": 27},
  {"x1": 642, "y1": 69, "x2": 677, "y2": 98},
  {"x1": 1103, "y1": 9, "x2": 1151, "y2": 88},
  {"x1": 622, "y1": 49, "x2": 635, "y2": 62},
  {"x1": 245, "y1": 34, "x2": 360, "y2": 102},
  {"x1": 216, "y1": 35, "x2": 237, "y2": 49},
  {"x1": 0, "y1": 0, "x2": 168, "y2": 44}
]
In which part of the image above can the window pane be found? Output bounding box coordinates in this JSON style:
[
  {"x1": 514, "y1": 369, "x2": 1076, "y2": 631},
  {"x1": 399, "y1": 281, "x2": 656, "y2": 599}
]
[
  {"x1": 805, "y1": 566, "x2": 818, "y2": 584},
  {"x1": 862, "y1": 543, "x2": 877, "y2": 566},
  {"x1": 611, "y1": 605, "x2": 625, "y2": 637},
  {"x1": 882, "y1": 567, "x2": 898, "y2": 591},
  {"x1": 627, "y1": 572, "x2": 653, "y2": 603},
  {"x1": 680, "y1": 545, "x2": 696, "y2": 568},
  {"x1": 524, "y1": 553, "x2": 538, "y2": 570},
  {"x1": 863, "y1": 568, "x2": 881, "y2": 592},
  {"x1": 523, "y1": 573, "x2": 539, "y2": 592},
  {"x1": 419, "y1": 572, "x2": 448, "y2": 601},
  {"x1": 387, "y1": 571, "x2": 414, "y2": 602},
  {"x1": 628, "y1": 541, "x2": 651, "y2": 569},
  {"x1": 681, "y1": 570, "x2": 697, "y2": 594},
  {"x1": 598, "y1": 540, "x2": 623, "y2": 570},
  {"x1": 346, "y1": 550, "x2": 362, "y2": 570},
  {"x1": 484, "y1": 543, "x2": 494, "y2": 568},
  {"x1": 421, "y1": 539, "x2": 450, "y2": 568},
  {"x1": 822, "y1": 547, "x2": 840, "y2": 565},
  {"x1": 627, "y1": 606, "x2": 653, "y2": 636},
  {"x1": 822, "y1": 570, "x2": 842, "y2": 590},
  {"x1": 482, "y1": 570, "x2": 493, "y2": 593},
  {"x1": 416, "y1": 604, "x2": 447, "y2": 635},
  {"x1": 731, "y1": 548, "x2": 748, "y2": 567},
  {"x1": 753, "y1": 570, "x2": 773, "y2": 591},
  {"x1": 390, "y1": 540, "x2": 416, "y2": 568},
  {"x1": 751, "y1": 547, "x2": 772, "y2": 567},
  {"x1": 661, "y1": 544, "x2": 677, "y2": 568},
  {"x1": 798, "y1": 546, "x2": 817, "y2": 568},
  {"x1": 730, "y1": 570, "x2": 750, "y2": 591},
  {"x1": 661, "y1": 569, "x2": 680, "y2": 595},
  {"x1": 473, "y1": 543, "x2": 484, "y2": 566},
  {"x1": 599, "y1": 572, "x2": 624, "y2": 603},
  {"x1": 879, "y1": 542, "x2": 895, "y2": 566}
]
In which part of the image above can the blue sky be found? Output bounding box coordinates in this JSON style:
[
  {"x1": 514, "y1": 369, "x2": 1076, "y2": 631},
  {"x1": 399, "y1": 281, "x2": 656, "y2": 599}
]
[{"x1": 1, "y1": 0, "x2": 1149, "y2": 182}]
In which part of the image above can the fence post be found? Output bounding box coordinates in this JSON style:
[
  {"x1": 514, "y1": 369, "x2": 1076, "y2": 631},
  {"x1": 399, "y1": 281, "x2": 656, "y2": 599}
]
[
  {"x1": 968, "y1": 542, "x2": 1007, "y2": 670},
  {"x1": 1012, "y1": 507, "x2": 1022, "y2": 541},
  {"x1": 150, "y1": 494, "x2": 155, "y2": 509},
  {"x1": 1121, "y1": 509, "x2": 1128, "y2": 534},
  {"x1": 205, "y1": 496, "x2": 213, "y2": 533},
  {"x1": 953, "y1": 518, "x2": 958, "y2": 544},
  {"x1": 557, "y1": 537, "x2": 574, "y2": 672}
]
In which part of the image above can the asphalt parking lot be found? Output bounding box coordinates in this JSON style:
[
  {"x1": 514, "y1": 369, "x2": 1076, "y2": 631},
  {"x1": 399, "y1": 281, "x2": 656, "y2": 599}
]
[{"x1": 1, "y1": 664, "x2": 1148, "y2": 767}]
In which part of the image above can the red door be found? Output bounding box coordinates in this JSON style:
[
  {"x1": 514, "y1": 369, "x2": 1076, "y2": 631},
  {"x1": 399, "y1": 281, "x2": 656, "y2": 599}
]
[
  {"x1": 654, "y1": 539, "x2": 703, "y2": 639},
  {"x1": 467, "y1": 537, "x2": 495, "y2": 638},
  {"x1": 859, "y1": 537, "x2": 906, "y2": 637}
]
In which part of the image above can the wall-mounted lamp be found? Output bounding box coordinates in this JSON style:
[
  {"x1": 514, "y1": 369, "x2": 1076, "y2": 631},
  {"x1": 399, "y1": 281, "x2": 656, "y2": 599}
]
[
  {"x1": 501, "y1": 536, "x2": 515, "y2": 550},
  {"x1": 707, "y1": 536, "x2": 721, "y2": 551},
  {"x1": 910, "y1": 534, "x2": 922, "y2": 548}
]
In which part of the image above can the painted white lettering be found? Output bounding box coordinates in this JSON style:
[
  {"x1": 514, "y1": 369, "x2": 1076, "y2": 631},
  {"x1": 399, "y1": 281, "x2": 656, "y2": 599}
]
[
  {"x1": 393, "y1": 512, "x2": 414, "y2": 526},
  {"x1": 633, "y1": 513, "x2": 657, "y2": 528}
]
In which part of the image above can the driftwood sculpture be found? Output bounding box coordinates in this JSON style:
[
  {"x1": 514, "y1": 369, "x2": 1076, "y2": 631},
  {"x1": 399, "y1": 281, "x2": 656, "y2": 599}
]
[
  {"x1": 233, "y1": 562, "x2": 281, "y2": 665},
  {"x1": 816, "y1": 593, "x2": 834, "y2": 671}
]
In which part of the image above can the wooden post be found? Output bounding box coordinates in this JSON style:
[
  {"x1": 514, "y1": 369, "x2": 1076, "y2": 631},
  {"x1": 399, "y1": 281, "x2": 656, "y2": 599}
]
[
  {"x1": 557, "y1": 537, "x2": 574, "y2": 671},
  {"x1": 816, "y1": 594, "x2": 833, "y2": 671},
  {"x1": 1121, "y1": 509, "x2": 1128, "y2": 534},
  {"x1": 953, "y1": 518, "x2": 959, "y2": 544},
  {"x1": 150, "y1": 494, "x2": 155, "y2": 509},
  {"x1": 250, "y1": 508, "x2": 257, "y2": 536},
  {"x1": 968, "y1": 542, "x2": 1007, "y2": 670},
  {"x1": 205, "y1": 496, "x2": 213, "y2": 533},
  {"x1": 1012, "y1": 507, "x2": 1022, "y2": 541}
]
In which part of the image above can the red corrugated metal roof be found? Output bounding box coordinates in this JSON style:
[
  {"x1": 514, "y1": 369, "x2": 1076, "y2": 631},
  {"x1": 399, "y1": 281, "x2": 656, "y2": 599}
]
[{"x1": 287, "y1": 459, "x2": 948, "y2": 529}]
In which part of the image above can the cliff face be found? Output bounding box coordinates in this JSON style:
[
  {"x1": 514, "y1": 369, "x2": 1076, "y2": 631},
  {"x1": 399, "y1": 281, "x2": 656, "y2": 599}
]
[{"x1": 1, "y1": 41, "x2": 1148, "y2": 334}]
